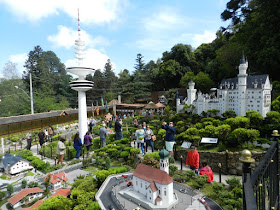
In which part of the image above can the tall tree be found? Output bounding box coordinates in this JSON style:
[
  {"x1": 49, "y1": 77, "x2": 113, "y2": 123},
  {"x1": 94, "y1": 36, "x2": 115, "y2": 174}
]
[
  {"x1": 134, "y1": 53, "x2": 145, "y2": 71},
  {"x1": 1, "y1": 61, "x2": 19, "y2": 79},
  {"x1": 115, "y1": 69, "x2": 134, "y2": 103},
  {"x1": 103, "y1": 59, "x2": 117, "y2": 91}
]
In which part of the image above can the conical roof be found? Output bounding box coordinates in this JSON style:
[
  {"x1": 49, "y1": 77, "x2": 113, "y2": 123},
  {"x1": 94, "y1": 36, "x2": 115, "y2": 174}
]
[
  {"x1": 145, "y1": 101, "x2": 159, "y2": 109},
  {"x1": 156, "y1": 102, "x2": 165, "y2": 108},
  {"x1": 159, "y1": 149, "x2": 169, "y2": 160}
]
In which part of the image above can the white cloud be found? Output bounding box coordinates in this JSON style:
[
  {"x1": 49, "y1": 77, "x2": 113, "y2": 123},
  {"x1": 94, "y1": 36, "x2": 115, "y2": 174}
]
[
  {"x1": 192, "y1": 30, "x2": 216, "y2": 48},
  {"x1": 65, "y1": 48, "x2": 116, "y2": 74},
  {"x1": 48, "y1": 25, "x2": 110, "y2": 49},
  {"x1": 9, "y1": 53, "x2": 28, "y2": 76},
  {"x1": 142, "y1": 8, "x2": 190, "y2": 34},
  {"x1": 0, "y1": 0, "x2": 127, "y2": 24}
]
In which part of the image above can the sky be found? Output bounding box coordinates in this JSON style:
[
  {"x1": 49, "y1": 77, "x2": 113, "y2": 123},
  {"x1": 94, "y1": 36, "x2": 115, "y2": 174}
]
[{"x1": 0, "y1": 0, "x2": 229, "y2": 78}]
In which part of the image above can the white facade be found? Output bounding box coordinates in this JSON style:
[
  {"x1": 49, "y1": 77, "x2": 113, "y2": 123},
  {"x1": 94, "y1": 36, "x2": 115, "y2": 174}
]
[
  {"x1": 177, "y1": 57, "x2": 272, "y2": 117},
  {"x1": 12, "y1": 192, "x2": 43, "y2": 208},
  {"x1": 9, "y1": 160, "x2": 33, "y2": 175}
]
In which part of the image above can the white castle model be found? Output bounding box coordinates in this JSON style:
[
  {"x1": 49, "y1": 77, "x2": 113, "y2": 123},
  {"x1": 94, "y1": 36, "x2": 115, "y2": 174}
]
[{"x1": 177, "y1": 54, "x2": 272, "y2": 117}]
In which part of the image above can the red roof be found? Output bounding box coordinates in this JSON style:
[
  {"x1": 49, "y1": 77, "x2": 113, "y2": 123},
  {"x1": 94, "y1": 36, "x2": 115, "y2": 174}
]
[
  {"x1": 133, "y1": 163, "x2": 173, "y2": 185},
  {"x1": 156, "y1": 102, "x2": 165, "y2": 108},
  {"x1": 51, "y1": 189, "x2": 71, "y2": 197},
  {"x1": 155, "y1": 196, "x2": 162, "y2": 201},
  {"x1": 148, "y1": 182, "x2": 158, "y2": 192},
  {"x1": 45, "y1": 172, "x2": 68, "y2": 184},
  {"x1": 8, "y1": 187, "x2": 43, "y2": 205}
]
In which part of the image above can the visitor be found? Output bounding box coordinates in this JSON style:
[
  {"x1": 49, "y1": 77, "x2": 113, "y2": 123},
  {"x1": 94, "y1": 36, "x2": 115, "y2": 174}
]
[
  {"x1": 25, "y1": 130, "x2": 32, "y2": 150},
  {"x1": 134, "y1": 118, "x2": 138, "y2": 127},
  {"x1": 145, "y1": 125, "x2": 154, "y2": 152},
  {"x1": 162, "y1": 121, "x2": 176, "y2": 157},
  {"x1": 136, "y1": 125, "x2": 145, "y2": 155},
  {"x1": 57, "y1": 137, "x2": 66, "y2": 165},
  {"x1": 48, "y1": 125, "x2": 54, "y2": 142},
  {"x1": 38, "y1": 129, "x2": 45, "y2": 147},
  {"x1": 200, "y1": 162, "x2": 214, "y2": 183},
  {"x1": 84, "y1": 132, "x2": 93, "y2": 154},
  {"x1": 44, "y1": 127, "x2": 48, "y2": 140},
  {"x1": 186, "y1": 144, "x2": 200, "y2": 175},
  {"x1": 115, "y1": 119, "x2": 123, "y2": 140},
  {"x1": 73, "y1": 133, "x2": 83, "y2": 159},
  {"x1": 88, "y1": 121, "x2": 93, "y2": 133},
  {"x1": 99, "y1": 124, "x2": 108, "y2": 147}
]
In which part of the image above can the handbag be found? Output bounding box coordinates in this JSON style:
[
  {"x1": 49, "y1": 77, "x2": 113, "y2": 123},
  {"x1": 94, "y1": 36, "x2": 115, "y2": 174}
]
[{"x1": 151, "y1": 135, "x2": 156, "y2": 141}]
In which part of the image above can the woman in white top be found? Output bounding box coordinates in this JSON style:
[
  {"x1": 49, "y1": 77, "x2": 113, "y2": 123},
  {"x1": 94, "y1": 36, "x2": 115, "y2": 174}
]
[
  {"x1": 57, "y1": 137, "x2": 66, "y2": 165},
  {"x1": 135, "y1": 125, "x2": 145, "y2": 155},
  {"x1": 145, "y1": 125, "x2": 154, "y2": 152}
]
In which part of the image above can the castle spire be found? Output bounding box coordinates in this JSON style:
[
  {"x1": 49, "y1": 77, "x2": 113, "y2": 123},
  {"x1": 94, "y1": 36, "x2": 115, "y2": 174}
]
[{"x1": 240, "y1": 51, "x2": 246, "y2": 64}]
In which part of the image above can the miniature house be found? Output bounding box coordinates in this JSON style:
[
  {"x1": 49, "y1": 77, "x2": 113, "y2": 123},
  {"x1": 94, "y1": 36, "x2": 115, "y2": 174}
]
[{"x1": 45, "y1": 172, "x2": 68, "y2": 191}]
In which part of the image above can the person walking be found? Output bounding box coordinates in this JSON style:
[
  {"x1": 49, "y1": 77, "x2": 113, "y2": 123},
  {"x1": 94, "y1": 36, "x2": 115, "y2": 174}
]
[
  {"x1": 115, "y1": 119, "x2": 123, "y2": 140},
  {"x1": 84, "y1": 132, "x2": 93, "y2": 154},
  {"x1": 25, "y1": 130, "x2": 32, "y2": 150},
  {"x1": 99, "y1": 124, "x2": 108, "y2": 147},
  {"x1": 48, "y1": 125, "x2": 54, "y2": 142},
  {"x1": 145, "y1": 125, "x2": 154, "y2": 152},
  {"x1": 186, "y1": 144, "x2": 200, "y2": 175},
  {"x1": 73, "y1": 133, "x2": 83, "y2": 159},
  {"x1": 37, "y1": 129, "x2": 45, "y2": 147},
  {"x1": 57, "y1": 137, "x2": 66, "y2": 165},
  {"x1": 162, "y1": 121, "x2": 176, "y2": 157},
  {"x1": 135, "y1": 125, "x2": 145, "y2": 155}
]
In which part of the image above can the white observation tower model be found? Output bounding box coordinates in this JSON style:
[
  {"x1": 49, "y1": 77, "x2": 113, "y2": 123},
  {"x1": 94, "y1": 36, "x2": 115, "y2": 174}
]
[{"x1": 67, "y1": 10, "x2": 94, "y2": 142}]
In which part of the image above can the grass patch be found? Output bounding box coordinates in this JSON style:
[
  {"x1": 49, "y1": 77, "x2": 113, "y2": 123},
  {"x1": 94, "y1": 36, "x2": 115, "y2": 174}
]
[
  {"x1": 25, "y1": 172, "x2": 34, "y2": 177},
  {"x1": 0, "y1": 175, "x2": 9, "y2": 180},
  {"x1": 0, "y1": 197, "x2": 9, "y2": 207},
  {"x1": 84, "y1": 166, "x2": 99, "y2": 175}
]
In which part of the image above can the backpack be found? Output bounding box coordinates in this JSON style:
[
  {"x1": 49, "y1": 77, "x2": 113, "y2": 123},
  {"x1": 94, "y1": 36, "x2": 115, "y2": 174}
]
[{"x1": 138, "y1": 130, "x2": 144, "y2": 140}]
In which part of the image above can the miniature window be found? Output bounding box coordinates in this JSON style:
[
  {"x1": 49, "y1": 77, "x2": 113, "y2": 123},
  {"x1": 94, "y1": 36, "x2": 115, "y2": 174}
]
[
  {"x1": 141, "y1": 183, "x2": 142, "y2": 188},
  {"x1": 149, "y1": 190, "x2": 151, "y2": 193},
  {"x1": 164, "y1": 191, "x2": 166, "y2": 196}
]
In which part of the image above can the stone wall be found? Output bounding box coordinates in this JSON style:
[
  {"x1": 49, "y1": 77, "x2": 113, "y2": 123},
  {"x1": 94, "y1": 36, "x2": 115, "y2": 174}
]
[{"x1": 175, "y1": 149, "x2": 266, "y2": 175}]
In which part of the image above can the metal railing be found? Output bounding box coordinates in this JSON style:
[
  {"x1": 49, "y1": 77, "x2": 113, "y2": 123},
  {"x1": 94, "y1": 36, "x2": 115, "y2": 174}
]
[{"x1": 241, "y1": 130, "x2": 279, "y2": 210}]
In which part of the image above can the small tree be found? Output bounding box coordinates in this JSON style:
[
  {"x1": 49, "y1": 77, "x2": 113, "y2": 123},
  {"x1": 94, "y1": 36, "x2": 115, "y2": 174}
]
[
  {"x1": 21, "y1": 179, "x2": 27, "y2": 189},
  {"x1": 105, "y1": 157, "x2": 111, "y2": 169},
  {"x1": 44, "y1": 174, "x2": 51, "y2": 192},
  {"x1": 7, "y1": 184, "x2": 14, "y2": 196}
]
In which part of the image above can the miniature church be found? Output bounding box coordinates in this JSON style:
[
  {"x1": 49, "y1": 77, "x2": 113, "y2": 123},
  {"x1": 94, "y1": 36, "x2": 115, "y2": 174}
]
[
  {"x1": 123, "y1": 149, "x2": 178, "y2": 209},
  {"x1": 177, "y1": 54, "x2": 272, "y2": 117}
]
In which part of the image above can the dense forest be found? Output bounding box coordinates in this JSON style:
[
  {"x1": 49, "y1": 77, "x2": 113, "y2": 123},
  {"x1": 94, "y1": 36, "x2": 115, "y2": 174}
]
[{"x1": 0, "y1": 0, "x2": 279, "y2": 117}]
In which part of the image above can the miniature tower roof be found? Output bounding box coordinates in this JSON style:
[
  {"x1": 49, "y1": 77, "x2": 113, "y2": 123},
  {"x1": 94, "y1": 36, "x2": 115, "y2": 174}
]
[{"x1": 159, "y1": 149, "x2": 169, "y2": 160}]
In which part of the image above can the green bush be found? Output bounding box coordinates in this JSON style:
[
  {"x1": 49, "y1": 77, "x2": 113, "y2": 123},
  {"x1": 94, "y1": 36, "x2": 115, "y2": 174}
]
[
  {"x1": 122, "y1": 131, "x2": 130, "y2": 139},
  {"x1": 120, "y1": 151, "x2": 129, "y2": 160},
  {"x1": 226, "y1": 177, "x2": 241, "y2": 190},
  {"x1": 144, "y1": 152, "x2": 160, "y2": 160},
  {"x1": 193, "y1": 175, "x2": 208, "y2": 188},
  {"x1": 0, "y1": 175, "x2": 8, "y2": 180},
  {"x1": 108, "y1": 134, "x2": 116, "y2": 142},
  {"x1": 92, "y1": 138, "x2": 101, "y2": 149},
  {"x1": 169, "y1": 165, "x2": 178, "y2": 176}
]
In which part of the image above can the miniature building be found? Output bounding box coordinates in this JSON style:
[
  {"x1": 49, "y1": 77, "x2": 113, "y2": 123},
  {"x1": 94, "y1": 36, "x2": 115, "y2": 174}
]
[
  {"x1": 0, "y1": 153, "x2": 33, "y2": 175},
  {"x1": 158, "y1": 95, "x2": 168, "y2": 105},
  {"x1": 177, "y1": 55, "x2": 272, "y2": 117},
  {"x1": 8, "y1": 187, "x2": 43, "y2": 209},
  {"x1": 131, "y1": 149, "x2": 176, "y2": 207},
  {"x1": 44, "y1": 172, "x2": 68, "y2": 190}
]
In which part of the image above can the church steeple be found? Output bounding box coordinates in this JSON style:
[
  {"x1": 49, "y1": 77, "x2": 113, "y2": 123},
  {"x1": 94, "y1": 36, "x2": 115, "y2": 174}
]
[{"x1": 159, "y1": 149, "x2": 169, "y2": 174}]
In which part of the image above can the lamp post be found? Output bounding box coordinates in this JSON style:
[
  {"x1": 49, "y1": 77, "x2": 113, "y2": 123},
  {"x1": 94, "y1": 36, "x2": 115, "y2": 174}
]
[{"x1": 15, "y1": 73, "x2": 34, "y2": 114}]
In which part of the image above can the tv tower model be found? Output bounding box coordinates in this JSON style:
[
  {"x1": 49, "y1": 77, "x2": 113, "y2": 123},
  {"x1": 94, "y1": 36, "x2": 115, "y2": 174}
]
[{"x1": 67, "y1": 10, "x2": 94, "y2": 143}]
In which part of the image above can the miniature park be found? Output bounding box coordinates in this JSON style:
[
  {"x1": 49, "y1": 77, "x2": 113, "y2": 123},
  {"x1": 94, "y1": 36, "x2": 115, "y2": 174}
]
[{"x1": 0, "y1": 1, "x2": 279, "y2": 209}]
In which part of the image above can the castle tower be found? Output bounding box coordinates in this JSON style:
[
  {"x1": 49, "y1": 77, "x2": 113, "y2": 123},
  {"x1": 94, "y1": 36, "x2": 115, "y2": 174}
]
[
  {"x1": 237, "y1": 53, "x2": 248, "y2": 116},
  {"x1": 159, "y1": 149, "x2": 169, "y2": 174},
  {"x1": 187, "y1": 80, "x2": 197, "y2": 105},
  {"x1": 66, "y1": 10, "x2": 94, "y2": 142}
]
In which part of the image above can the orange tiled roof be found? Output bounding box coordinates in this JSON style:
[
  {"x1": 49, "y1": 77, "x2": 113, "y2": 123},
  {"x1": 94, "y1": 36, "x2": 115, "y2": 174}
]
[
  {"x1": 44, "y1": 172, "x2": 68, "y2": 184},
  {"x1": 148, "y1": 182, "x2": 158, "y2": 192},
  {"x1": 133, "y1": 163, "x2": 173, "y2": 185},
  {"x1": 155, "y1": 196, "x2": 162, "y2": 201},
  {"x1": 51, "y1": 189, "x2": 71, "y2": 197},
  {"x1": 156, "y1": 102, "x2": 166, "y2": 108},
  {"x1": 8, "y1": 187, "x2": 43, "y2": 205}
]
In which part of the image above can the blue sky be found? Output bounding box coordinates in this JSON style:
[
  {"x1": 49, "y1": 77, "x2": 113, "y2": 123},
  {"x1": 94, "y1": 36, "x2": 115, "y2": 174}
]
[{"x1": 0, "y1": 0, "x2": 229, "y2": 77}]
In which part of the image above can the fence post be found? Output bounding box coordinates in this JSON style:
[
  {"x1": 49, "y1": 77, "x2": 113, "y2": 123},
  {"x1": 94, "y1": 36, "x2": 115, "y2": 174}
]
[
  {"x1": 240, "y1": 149, "x2": 255, "y2": 210},
  {"x1": 218, "y1": 163, "x2": 222, "y2": 183},
  {"x1": 272, "y1": 130, "x2": 279, "y2": 208},
  {"x1": 180, "y1": 155, "x2": 183, "y2": 171}
]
